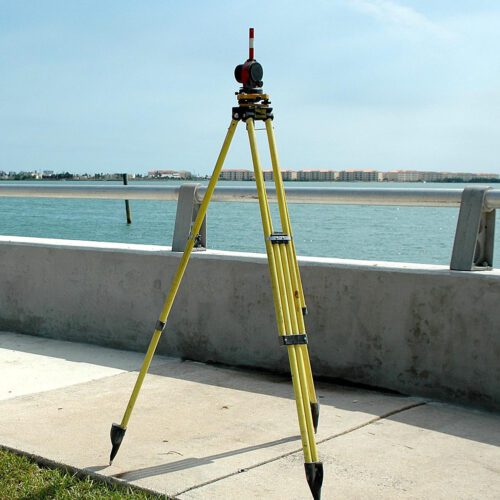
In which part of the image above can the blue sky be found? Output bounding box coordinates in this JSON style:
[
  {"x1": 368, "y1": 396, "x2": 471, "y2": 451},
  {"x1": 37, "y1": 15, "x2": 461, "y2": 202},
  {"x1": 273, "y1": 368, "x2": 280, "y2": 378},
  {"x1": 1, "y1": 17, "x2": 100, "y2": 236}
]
[{"x1": 1, "y1": 1, "x2": 499, "y2": 175}]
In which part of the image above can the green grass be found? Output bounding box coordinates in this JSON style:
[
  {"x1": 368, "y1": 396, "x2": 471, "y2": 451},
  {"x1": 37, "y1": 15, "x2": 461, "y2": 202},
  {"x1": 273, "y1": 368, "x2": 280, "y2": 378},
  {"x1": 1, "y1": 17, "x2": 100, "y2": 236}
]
[{"x1": 0, "y1": 448, "x2": 162, "y2": 499}]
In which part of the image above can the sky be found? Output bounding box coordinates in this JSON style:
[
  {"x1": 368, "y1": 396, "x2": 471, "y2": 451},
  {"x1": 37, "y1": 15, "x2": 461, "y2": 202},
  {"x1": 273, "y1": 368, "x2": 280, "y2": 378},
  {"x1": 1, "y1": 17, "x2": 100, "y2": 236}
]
[{"x1": 1, "y1": 0, "x2": 499, "y2": 175}]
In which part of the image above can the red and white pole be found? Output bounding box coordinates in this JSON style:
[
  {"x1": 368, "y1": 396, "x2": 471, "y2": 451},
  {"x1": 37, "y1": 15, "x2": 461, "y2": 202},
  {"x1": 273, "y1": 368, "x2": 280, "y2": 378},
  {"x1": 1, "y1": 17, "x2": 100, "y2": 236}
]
[{"x1": 249, "y1": 27, "x2": 254, "y2": 60}]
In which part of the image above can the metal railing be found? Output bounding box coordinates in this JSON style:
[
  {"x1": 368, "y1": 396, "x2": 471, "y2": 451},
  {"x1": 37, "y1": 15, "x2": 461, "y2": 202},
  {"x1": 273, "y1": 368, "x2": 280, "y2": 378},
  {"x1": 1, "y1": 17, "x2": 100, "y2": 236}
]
[
  {"x1": 0, "y1": 183, "x2": 497, "y2": 270},
  {"x1": 1, "y1": 183, "x2": 500, "y2": 207}
]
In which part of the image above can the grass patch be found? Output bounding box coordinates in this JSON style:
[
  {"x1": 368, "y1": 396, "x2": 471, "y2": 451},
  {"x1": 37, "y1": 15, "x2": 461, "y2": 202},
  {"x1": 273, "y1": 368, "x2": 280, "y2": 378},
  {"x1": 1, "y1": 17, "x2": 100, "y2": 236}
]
[{"x1": 0, "y1": 448, "x2": 161, "y2": 499}]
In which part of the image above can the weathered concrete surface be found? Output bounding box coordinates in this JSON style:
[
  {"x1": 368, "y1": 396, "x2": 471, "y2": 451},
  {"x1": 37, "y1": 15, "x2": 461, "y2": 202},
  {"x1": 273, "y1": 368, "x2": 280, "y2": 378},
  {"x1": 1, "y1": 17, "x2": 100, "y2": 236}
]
[
  {"x1": 0, "y1": 332, "x2": 165, "y2": 401},
  {"x1": 180, "y1": 403, "x2": 500, "y2": 500},
  {"x1": 1, "y1": 236, "x2": 500, "y2": 410},
  {"x1": 1, "y1": 333, "x2": 499, "y2": 499}
]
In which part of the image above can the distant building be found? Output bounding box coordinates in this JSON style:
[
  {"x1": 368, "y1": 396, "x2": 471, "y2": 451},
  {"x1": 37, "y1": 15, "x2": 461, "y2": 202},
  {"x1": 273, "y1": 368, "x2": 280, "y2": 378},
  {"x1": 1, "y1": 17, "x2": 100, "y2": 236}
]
[
  {"x1": 383, "y1": 170, "x2": 500, "y2": 182},
  {"x1": 282, "y1": 170, "x2": 298, "y2": 181},
  {"x1": 384, "y1": 170, "x2": 422, "y2": 182},
  {"x1": 17, "y1": 171, "x2": 42, "y2": 179},
  {"x1": 298, "y1": 170, "x2": 318, "y2": 181},
  {"x1": 219, "y1": 169, "x2": 253, "y2": 181},
  {"x1": 420, "y1": 171, "x2": 445, "y2": 182},
  {"x1": 148, "y1": 170, "x2": 191, "y2": 179},
  {"x1": 476, "y1": 172, "x2": 499, "y2": 179},
  {"x1": 261, "y1": 170, "x2": 298, "y2": 181},
  {"x1": 297, "y1": 170, "x2": 338, "y2": 181},
  {"x1": 338, "y1": 169, "x2": 381, "y2": 182},
  {"x1": 318, "y1": 170, "x2": 338, "y2": 181}
]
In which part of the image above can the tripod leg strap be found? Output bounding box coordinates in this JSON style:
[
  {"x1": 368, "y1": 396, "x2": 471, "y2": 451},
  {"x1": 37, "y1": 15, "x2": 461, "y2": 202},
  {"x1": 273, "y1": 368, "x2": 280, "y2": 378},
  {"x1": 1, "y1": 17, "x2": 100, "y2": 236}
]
[{"x1": 280, "y1": 334, "x2": 308, "y2": 345}]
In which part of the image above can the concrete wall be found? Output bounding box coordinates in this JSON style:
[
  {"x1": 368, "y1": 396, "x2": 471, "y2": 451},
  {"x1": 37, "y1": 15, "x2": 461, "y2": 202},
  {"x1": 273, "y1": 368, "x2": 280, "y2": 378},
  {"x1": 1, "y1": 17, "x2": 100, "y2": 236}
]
[{"x1": 1, "y1": 236, "x2": 499, "y2": 410}]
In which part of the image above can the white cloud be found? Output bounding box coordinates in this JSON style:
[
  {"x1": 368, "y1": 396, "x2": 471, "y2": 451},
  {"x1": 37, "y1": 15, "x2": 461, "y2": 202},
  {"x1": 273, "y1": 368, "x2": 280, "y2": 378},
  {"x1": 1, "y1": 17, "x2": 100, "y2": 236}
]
[{"x1": 348, "y1": 0, "x2": 453, "y2": 39}]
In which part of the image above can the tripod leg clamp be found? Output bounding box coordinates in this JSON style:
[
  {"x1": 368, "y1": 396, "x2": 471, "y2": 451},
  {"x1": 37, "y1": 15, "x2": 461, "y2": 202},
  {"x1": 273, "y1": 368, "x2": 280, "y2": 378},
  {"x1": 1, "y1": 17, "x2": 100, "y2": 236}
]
[
  {"x1": 268, "y1": 232, "x2": 292, "y2": 244},
  {"x1": 155, "y1": 320, "x2": 166, "y2": 332},
  {"x1": 280, "y1": 334, "x2": 308, "y2": 346}
]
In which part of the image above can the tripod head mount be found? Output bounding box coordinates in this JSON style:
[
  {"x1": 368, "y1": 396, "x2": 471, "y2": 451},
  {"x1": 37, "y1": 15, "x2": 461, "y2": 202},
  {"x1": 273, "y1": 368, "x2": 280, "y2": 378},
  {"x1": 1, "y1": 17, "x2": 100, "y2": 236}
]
[{"x1": 234, "y1": 28, "x2": 264, "y2": 94}]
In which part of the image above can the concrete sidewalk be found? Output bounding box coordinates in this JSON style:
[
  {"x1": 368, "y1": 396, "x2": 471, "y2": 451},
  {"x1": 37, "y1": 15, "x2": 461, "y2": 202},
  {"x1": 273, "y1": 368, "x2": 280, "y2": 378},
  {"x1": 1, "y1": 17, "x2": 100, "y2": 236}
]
[{"x1": 1, "y1": 332, "x2": 499, "y2": 499}]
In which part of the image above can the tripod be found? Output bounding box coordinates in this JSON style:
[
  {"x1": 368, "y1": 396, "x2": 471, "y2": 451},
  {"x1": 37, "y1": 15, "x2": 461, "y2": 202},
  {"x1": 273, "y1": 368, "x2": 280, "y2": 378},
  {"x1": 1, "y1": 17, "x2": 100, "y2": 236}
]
[{"x1": 109, "y1": 29, "x2": 324, "y2": 499}]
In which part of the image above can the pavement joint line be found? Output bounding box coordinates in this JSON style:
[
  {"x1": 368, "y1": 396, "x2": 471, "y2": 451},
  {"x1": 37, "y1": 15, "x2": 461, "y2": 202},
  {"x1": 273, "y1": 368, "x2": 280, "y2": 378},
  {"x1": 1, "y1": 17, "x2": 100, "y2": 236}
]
[
  {"x1": 0, "y1": 443, "x2": 167, "y2": 499},
  {"x1": 173, "y1": 399, "x2": 428, "y2": 497},
  {"x1": 315, "y1": 399, "x2": 428, "y2": 446}
]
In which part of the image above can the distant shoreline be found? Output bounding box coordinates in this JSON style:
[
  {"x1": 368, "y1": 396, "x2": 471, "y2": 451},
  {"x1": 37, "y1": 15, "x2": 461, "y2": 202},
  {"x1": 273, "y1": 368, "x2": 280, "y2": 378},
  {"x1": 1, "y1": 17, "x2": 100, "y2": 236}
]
[{"x1": 1, "y1": 177, "x2": 499, "y2": 183}]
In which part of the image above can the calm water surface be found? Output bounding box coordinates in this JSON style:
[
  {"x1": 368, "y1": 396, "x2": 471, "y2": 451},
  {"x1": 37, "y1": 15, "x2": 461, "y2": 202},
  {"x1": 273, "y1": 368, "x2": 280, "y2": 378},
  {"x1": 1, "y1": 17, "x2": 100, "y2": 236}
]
[{"x1": 1, "y1": 180, "x2": 498, "y2": 265}]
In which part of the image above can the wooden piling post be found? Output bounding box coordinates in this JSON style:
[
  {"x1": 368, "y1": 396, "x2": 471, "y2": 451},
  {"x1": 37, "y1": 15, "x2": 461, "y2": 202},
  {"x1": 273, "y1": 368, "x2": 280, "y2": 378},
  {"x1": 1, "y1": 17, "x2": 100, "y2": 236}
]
[{"x1": 123, "y1": 173, "x2": 132, "y2": 224}]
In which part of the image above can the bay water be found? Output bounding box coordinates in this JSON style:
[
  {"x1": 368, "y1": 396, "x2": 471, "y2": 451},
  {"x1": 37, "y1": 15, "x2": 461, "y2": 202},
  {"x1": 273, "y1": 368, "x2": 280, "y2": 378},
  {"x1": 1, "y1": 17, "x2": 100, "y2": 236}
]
[{"x1": 1, "y1": 180, "x2": 498, "y2": 266}]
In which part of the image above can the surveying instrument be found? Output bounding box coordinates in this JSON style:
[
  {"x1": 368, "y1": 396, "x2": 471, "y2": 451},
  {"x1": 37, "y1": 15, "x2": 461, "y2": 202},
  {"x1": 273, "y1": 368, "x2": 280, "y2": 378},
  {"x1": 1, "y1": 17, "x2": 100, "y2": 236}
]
[{"x1": 108, "y1": 28, "x2": 324, "y2": 499}]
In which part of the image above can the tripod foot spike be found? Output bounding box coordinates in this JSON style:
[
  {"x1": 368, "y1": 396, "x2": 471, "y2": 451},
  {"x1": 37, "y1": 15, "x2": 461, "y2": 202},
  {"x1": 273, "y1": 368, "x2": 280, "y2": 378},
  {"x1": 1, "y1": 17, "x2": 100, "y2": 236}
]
[
  {"x1": 311, "y1": 402, "x2": 320, "y2": 433},
  {"x1": 305, "y1": 462, "x2": 324, "y2": 500},
  {"x1": 109, "y1": 423, "x2": 126, "y2": 465}
]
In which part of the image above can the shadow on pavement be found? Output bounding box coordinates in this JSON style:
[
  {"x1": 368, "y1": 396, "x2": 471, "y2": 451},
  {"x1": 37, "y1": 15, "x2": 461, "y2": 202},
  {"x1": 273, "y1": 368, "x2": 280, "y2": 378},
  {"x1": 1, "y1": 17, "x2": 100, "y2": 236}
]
[{"x1": 104, "y1": 435, "x2": 300, "y2": 481}]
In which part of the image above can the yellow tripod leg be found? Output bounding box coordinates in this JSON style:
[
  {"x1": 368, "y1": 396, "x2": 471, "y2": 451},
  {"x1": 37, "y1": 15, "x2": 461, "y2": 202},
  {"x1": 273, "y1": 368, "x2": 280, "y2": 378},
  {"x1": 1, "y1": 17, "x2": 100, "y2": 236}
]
[
  {"x1": 247, "y1": 119, "x2": 323, "y2": 499},
  {"x1": 265, "y1": 119, "x2": 320, "y2": 433},
  {"x1": 265, "y1": 120, "x2": 307, "y2": 312},
  {"x1": 109, "y1": 119, "x2": 239, "y2": 464},
  {"x1": 278, "y1": 242, "x2": 318, "y2": 459}
]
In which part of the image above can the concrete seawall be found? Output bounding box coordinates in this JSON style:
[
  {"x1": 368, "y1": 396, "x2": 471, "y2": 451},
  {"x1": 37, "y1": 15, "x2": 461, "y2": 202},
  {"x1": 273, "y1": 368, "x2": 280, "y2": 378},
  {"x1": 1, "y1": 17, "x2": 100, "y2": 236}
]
[{"x1": 1, "y1": 236, "x2": 499, "y2": 410}]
